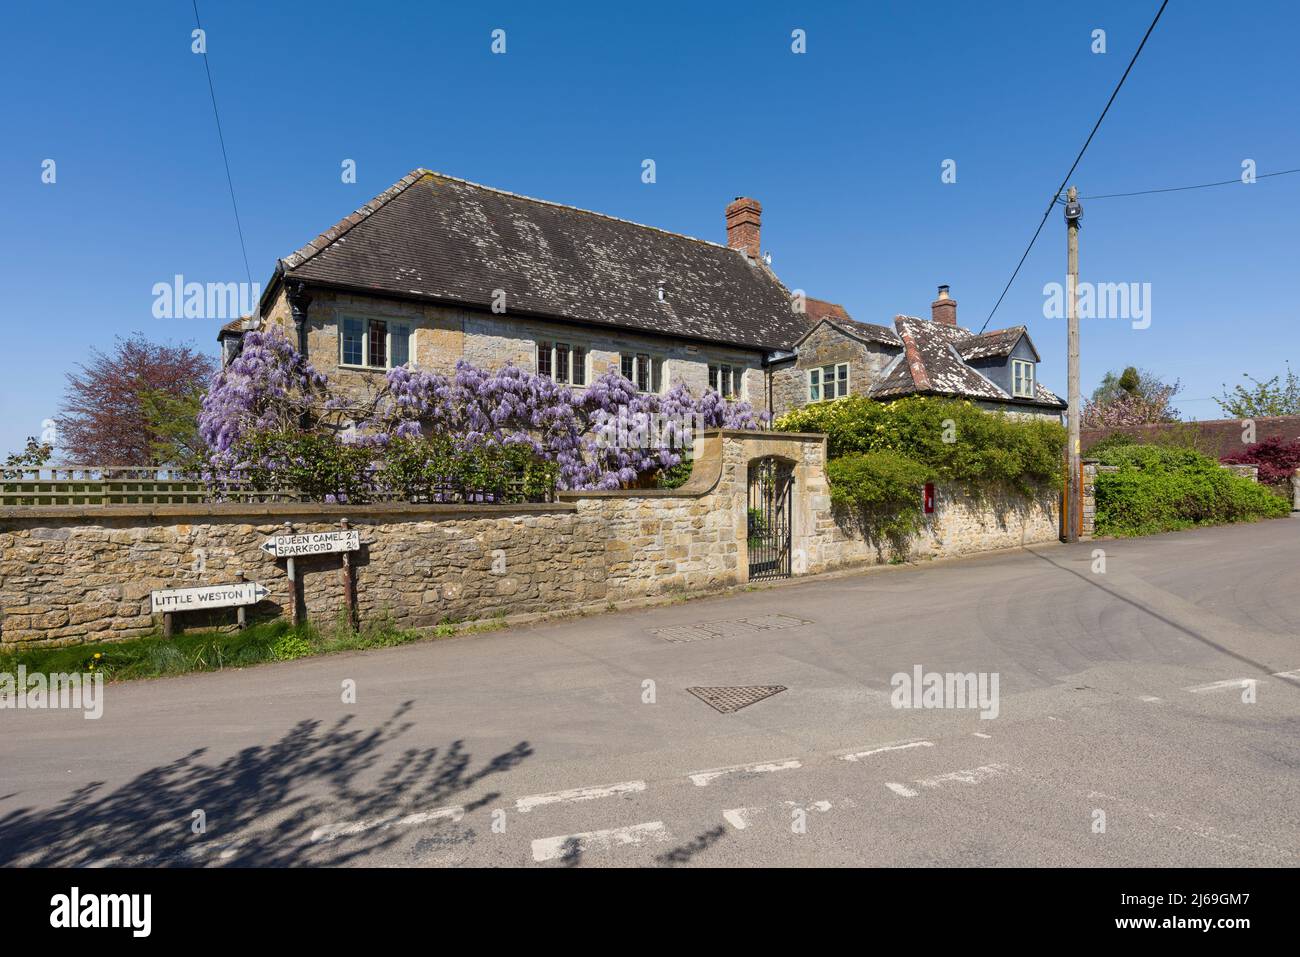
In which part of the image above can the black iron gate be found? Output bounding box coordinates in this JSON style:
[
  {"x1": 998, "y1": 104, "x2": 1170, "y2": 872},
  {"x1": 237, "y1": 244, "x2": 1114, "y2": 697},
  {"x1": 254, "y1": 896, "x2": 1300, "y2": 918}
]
[{"x1": 746, "y1": 457, "x2": 793, "y2": 581}]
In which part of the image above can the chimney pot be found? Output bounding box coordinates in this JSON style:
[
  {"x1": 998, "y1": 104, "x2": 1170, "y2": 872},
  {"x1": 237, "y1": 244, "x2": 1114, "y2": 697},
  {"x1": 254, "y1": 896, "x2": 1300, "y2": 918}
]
[
  {"x1": 725, "y1": 197, "x2": 762, "y2": 259},
  {"x1": 931, "y1": 285, "x2": 957, "y2": 326}
]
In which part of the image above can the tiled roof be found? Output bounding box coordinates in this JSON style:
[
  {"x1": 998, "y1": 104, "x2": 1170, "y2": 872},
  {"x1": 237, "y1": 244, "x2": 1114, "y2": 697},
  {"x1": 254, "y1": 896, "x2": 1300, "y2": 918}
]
[
  {"x1": 799, "y1": 298, "x2": 901, "y2": 348},
  {"x1": 278, "y1": 169, "x2": 808, "y2": 351},
  {"x1": 217, "y1": 315, "x2": 255, "y2": 337},
  {"x1": 870, "y1": 316, "x2": 1064, "y2": 408},
  {"x1": 956, "y1": 326, "x2": 1034, "y2": 362},
  {"x1": 803, "y1": 297, "x2": 850, "y2": 324}
]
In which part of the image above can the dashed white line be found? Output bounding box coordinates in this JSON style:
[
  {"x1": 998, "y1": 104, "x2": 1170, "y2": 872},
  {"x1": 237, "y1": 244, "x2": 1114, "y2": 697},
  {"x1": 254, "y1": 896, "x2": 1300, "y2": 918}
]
[
  {"x1": 688, "y1": 758, "x2": 802, "y2": 787},
  {"x1": 311, "y1": 805, "x2": 465, "y2": 842},
  {"x1": 531, "y1": 821, "x2": 669, "y2": 863},
  {"x1": 1140, "y1": 695, "x2": 1163, "y2": 703},
  {"x1": 839, "y1": 740, "x2": 934, "y2": 762},
  {"x1": 1185, "y1": 678, "x2": 1258, "y2": 694},
  {"x1": 885, "y1": 782, "x2": 918, "y2": 798},
  {"x1": 972, "y1": 732, "x2": 993, "y2": 739},
  {"x1": 514, "y1": 780, "x2": 646, "y2": 813}
]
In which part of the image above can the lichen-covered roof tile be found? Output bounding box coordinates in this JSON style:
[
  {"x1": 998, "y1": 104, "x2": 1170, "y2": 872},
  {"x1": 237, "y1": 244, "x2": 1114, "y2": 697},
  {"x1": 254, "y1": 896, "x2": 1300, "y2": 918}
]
[{"x1": 279, "y1": 170, "x2": 808, "y2": 350}]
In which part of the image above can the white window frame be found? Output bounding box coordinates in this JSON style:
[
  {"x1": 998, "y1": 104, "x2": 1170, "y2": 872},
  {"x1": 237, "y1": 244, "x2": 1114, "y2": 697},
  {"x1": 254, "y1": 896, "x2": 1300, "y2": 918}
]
[
  {"x1": 537, "y1": 339, "x2": 589, "y2": 386},
  {"x1": 621, "y1": 352, "x2": 663, "y2": 393},
  {"x1": 808, "y1": 362, "x2": 849, "y2": 402},
  {"x1": 1011, "y1": 358, "x2": 1035, "y2": 398},
  {"x1": 709, "y1": 362, "x2": 742, "y2": 399},
  {"x1": 340, "y1": 317, "x2": 412, "y2": 370}
]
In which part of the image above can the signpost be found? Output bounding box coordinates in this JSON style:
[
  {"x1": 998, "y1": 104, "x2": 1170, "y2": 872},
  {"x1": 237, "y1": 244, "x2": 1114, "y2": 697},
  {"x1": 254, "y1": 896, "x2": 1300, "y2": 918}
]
[
  {"x1": 260, "y1": 529, "x2": 360, "y2": 558},
  {"x1": 152, "y1": 579, "x2": 269, "y2": 637},
  {"x1": 262, "y1": 522, "x2": 363, "y2": 630},
  {"x1": 151, "y1": 581, "x2": 269, "y2": 614}
]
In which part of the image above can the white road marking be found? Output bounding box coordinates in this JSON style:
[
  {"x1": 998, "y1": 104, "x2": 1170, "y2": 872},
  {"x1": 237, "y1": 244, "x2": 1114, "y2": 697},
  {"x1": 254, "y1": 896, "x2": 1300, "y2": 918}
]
[
  {"x1": 789, "y1": 799, "x2": 832, "y2": 812},
  {"x1": 514, "y1": 780, "x2": 646, "y2": 813},
  {"x1": 1271, "y1": 669, "x2": 1300, "y2": 683},
  {"x1": 972, "y1": 732, "x2": 992, "y2": 739},
  {"x1": 531, "y1": 821, "x2": 669, "y2": 863},
  {"x1": 885, "y1": 782, "x2": 918, "y2": 798},
  {"x1": 1185, "y1": 678, "x2": 1258, "y2": 694},
  {"x1": 839, "y1": 740, "x2": 934, "y2": 761},
  {"x1": 311, "y1": 805, "x2": 464, "y2": 842},
  {"x1": 722, "y1": 807, "x2": 758, "y2": 830},
  {"x1": 1140, "y1": 695, "x2": 1163, "y2": 703},
  {"x1": 688, "y1": 758, "x2": 802, "y2": 787},
  {"x1": 917, "y1": 763, "x2": 1011, "y2": 790}
]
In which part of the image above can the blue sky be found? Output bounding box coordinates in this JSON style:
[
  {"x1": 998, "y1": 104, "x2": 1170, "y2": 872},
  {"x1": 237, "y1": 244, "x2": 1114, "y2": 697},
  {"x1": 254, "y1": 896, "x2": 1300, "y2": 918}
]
[{"x1": 2, "y1": 0, "x2": 1296, "y2": 457}]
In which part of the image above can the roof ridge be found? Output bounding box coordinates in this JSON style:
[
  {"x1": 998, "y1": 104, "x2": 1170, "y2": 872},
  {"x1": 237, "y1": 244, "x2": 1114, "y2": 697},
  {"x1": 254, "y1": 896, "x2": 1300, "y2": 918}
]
[
  {"x1": 898, "y1": 324, "x2": 932, "y2": 392},
  {"x1": 411, "y1": 168, "x2": 738, "y2": 253}
]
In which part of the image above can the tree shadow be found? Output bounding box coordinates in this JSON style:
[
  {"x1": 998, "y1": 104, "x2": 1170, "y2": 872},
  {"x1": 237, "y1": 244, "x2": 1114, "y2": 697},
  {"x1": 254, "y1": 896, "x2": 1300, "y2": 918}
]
[
  {"x1": 0, "y1": 701, "x2": 531, "y2": 867},
  {"x1": 654, "y1": 825, "x2": 728, "y2": 866}
]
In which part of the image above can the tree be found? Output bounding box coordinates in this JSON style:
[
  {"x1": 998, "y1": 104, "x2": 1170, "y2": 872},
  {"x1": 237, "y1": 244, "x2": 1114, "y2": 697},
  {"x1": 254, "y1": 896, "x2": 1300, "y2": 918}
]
[
  {"x1": 4, "y1": 437, "x2": 54, "y2": 469},
  {"x1": 140, "y1": 388, "x2": 209, "y2": 471},
  {"x1": 1215, "y1": 363, "x2": 1300, "y2": 418},
  {"x1": 55, "y1": 334, "x2": 216, "y2": 465},
  {"x1": 1082, "y1": 367, "x2": 1181, "y2": 428}
]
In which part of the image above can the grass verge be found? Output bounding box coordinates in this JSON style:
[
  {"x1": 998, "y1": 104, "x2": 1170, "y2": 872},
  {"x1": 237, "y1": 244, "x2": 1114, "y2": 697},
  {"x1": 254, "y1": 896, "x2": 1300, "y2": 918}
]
[{"x1": 0, "y1": 615, "x2": 492, "y2": 683}]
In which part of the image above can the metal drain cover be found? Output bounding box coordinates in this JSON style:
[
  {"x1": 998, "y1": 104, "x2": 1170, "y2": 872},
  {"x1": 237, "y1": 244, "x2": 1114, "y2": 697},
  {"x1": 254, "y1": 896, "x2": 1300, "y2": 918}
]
[{"x1": 687, "y1": 685, "x2": 787, "y2": 713}]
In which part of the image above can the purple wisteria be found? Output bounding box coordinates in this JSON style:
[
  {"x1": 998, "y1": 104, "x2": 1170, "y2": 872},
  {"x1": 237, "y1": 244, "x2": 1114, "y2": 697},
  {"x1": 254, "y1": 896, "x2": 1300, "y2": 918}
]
[
  {"x1": 199, "y1": 328, "x2": 330, "y2": 468},
  {"x1": 199, "y1": 329, "x2": 768, "y2": 492}
]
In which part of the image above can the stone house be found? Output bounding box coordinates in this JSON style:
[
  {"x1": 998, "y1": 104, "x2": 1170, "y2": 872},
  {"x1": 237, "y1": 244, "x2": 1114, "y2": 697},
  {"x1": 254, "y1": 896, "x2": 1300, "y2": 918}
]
[{"x1": 219, "y1": 169, "x2": 1065, "y2": 422}]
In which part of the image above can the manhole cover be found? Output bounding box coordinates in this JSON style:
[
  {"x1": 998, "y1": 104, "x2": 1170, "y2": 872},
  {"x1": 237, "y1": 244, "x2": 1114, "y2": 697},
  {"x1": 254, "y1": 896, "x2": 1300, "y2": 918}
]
[
  {"x1": 653, "y1": 615, "x2": 812, "y2": 643},
  {"x1": 687, "y1": 686, "x2": 787, "y2": 713}
]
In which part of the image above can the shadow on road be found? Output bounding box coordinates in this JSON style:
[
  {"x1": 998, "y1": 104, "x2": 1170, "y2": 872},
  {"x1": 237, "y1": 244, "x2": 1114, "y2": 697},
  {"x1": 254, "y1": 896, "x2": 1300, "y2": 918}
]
[{"x1": 0, "y1": 701, "x2": 532, "y2": 867}]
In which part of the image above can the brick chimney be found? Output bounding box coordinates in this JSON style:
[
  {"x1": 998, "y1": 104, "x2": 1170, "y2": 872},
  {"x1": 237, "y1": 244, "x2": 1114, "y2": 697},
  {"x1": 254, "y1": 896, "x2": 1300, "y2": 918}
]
[
  {"x1": 931, "y1": 284, "x2": 957, "y2": 326},
  {"x1": 725, "y1": 197, "x2": 762, "y2": 259}
]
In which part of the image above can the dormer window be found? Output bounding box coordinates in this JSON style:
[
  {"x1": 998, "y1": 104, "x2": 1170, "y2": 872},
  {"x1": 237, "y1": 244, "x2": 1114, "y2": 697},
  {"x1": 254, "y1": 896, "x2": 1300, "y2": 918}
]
[{"x1": 1012, "y1": 358, "x2": 1035, "y2": 398}]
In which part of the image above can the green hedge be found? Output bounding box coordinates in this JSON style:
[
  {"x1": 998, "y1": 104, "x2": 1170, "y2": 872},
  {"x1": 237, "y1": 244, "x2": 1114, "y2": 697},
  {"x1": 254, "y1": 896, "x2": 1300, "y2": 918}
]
[
  {"x1": 775, "y1": 395, "x2": 1064, "y2": 495},
  {"x1": 776, "y1": 396, "x2": 1064, "y2": 549},
  {"x1": 826, "y1": 451, "x2": 933, "y2": 539},
  {"x1": 1093, "y1": 443, "x2": 1290, "y2": 537}
]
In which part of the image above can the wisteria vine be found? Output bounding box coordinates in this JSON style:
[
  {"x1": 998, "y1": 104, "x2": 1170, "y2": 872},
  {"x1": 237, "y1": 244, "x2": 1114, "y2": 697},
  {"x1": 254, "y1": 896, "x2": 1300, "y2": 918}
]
[{"x1": 199, "y1": 327, "x2": 768, "y2": 493}]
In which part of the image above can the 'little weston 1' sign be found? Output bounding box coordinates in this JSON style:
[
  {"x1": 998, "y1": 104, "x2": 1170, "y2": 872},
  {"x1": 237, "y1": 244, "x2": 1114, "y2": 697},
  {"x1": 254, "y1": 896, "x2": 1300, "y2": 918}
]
[
  {"x1": 260, "y1": 530, "x2": 361, "y2": 558},
  {"x1": 150, "y1": 582, "x2": 270, "y2": 614}
]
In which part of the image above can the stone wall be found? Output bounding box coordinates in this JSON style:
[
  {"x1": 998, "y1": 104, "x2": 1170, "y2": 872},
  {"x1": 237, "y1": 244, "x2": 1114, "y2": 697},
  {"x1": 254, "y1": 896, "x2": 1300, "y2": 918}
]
[
  {"x1": 1, "y1": 431, "x2": 1064, "y2": 649},
  {"x1": 0, "y1": 503, "x2": 602, "y2": 648}
]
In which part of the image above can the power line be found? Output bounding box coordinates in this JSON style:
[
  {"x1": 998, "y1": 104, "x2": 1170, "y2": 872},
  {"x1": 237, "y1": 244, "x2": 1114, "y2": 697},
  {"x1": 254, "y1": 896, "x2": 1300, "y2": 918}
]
[
  {"x1": 978, "y1": 0, "x2": 1170, "y2": 335},
  {"x1": 1077, "y1": 166, "x2": 1300, "y2": 200},
  {"x1": 192, "y1": 0, "x2": 253, "y2": 290}
]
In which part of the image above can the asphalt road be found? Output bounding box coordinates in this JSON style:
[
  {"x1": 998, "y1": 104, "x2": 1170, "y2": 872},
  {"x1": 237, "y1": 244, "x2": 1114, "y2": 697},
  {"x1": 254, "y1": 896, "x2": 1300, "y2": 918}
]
[{"x1": 2, "y1": 519, "x2": 1298, "y2": 868}]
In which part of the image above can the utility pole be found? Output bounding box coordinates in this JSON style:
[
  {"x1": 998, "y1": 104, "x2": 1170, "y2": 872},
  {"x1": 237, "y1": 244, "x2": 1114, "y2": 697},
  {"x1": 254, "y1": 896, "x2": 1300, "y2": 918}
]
[{"x1": 1064, "y1": 186, "x2": 1083, "y2": 542}]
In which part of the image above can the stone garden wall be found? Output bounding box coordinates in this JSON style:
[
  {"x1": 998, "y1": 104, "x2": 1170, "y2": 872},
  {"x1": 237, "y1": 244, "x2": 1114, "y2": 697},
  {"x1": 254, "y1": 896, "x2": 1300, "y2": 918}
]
[{"x1": 1, "y1": 431, "x2": 1064, "y2": 649}]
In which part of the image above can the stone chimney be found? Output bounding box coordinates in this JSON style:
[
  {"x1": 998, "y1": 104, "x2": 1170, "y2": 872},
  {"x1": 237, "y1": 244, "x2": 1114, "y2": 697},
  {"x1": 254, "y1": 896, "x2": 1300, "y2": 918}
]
[
  {"x1": 931, "y1": 284, "x2": 957, "y2": 326},
  {"x1": 725, "y1": 197, "x2": 762, "y2": 259}
]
